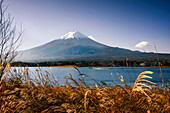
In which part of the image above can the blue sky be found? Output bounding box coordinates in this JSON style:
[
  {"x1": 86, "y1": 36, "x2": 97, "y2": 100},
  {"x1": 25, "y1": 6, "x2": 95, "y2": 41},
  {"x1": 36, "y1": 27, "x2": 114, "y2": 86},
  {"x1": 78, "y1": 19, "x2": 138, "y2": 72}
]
[{"x1": 5, "y1": 0, "x2": 170, "y2": 53}]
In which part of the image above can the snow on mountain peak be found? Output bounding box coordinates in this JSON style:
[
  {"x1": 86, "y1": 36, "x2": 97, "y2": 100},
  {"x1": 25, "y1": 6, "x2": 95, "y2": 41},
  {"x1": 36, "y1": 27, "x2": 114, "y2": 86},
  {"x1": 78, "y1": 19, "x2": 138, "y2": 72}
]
[{"x1": 59, "y1": 31, "x2": 88, "y2": 40}]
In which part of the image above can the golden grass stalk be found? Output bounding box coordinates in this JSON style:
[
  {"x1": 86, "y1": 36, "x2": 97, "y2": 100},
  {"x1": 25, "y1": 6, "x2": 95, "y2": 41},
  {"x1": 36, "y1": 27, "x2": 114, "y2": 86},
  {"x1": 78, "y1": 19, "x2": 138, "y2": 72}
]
[
  {"x1": 84, "y1": 90, "x2": 91, "y2": 112},
  {"x1": 0, "y1": 57, "x2": 5, "y2": 70},
  {"x1": 132, "y1": 71, "x2": 155, "y2": 101},
  {"x1": 0, "y1": 62, "x2": 10, "y2": 83}
]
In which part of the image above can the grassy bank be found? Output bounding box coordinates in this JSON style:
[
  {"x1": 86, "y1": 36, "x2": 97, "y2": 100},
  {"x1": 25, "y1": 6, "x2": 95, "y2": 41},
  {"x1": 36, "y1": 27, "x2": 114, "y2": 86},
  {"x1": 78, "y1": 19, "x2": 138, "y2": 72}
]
[{"x1": 0, "y1": 62, "x2": 169, "y2": 112}]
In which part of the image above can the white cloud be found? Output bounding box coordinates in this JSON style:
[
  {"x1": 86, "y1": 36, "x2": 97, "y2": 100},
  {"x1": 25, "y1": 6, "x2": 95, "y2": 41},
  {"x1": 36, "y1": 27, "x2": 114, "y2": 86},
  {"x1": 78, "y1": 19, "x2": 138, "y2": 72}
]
[
  {"x1": 88, "y1": 35, "x2": 96, "y2": 41},
  {"x1": 135, "y1": 41, "x2": 151, "y2": 48}
]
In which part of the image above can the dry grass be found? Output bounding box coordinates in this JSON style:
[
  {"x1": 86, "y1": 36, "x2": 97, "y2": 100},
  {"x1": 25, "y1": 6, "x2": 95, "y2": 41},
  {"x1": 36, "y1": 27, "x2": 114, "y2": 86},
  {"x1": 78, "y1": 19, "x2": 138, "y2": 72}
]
[
  {"x1": 132, "y1": 71, "x2": 155, "y2": 101},
  {"x1": 0, "y1": 60, "x2": 169, "y2": 112}
]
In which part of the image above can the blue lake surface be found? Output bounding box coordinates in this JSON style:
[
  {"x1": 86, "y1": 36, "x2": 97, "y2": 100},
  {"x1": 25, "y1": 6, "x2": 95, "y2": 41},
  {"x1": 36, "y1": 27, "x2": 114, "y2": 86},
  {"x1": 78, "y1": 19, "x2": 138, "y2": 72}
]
[{"x1": 27, "y1": 67, "x2": 170, "y2": 87}]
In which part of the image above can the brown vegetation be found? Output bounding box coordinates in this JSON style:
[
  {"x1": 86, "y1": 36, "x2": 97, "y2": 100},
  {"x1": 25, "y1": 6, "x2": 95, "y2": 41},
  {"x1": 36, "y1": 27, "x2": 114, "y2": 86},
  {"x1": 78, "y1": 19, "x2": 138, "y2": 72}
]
[{"x1": 0, "y1": 61, "x2": 169, "y2": 112}]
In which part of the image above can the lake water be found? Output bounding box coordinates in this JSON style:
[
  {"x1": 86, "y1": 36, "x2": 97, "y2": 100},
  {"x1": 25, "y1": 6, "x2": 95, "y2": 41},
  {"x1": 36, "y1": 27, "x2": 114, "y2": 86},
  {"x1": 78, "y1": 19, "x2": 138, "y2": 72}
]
[{"x1": 27, "y1": 67, "x2": 170, "y2": 87}]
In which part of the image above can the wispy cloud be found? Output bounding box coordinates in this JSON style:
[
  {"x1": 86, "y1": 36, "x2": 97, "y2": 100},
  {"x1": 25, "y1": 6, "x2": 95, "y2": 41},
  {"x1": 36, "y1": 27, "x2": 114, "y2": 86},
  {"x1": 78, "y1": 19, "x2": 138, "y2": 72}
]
[
  {"x1": 135, "y1": 41, "x2": 151, "y2": 48},
  {"x1": 88, "y1": 36, "x2": 96, "y2": 41}
]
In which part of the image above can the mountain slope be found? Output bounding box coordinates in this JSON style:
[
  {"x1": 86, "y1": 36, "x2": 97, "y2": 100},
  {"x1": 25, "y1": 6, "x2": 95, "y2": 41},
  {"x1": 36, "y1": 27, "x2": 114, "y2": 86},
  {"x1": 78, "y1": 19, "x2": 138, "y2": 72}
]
[{"x1": 18, "y1": 31, "x2": 170, "y2": 62}]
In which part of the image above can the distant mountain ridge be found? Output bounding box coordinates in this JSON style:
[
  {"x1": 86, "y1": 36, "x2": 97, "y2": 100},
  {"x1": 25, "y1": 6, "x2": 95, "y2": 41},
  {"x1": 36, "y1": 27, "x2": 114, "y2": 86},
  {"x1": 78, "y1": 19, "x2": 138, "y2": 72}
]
[{"x1": 18, "y1": 31, "x2": 170, "y2": 62}]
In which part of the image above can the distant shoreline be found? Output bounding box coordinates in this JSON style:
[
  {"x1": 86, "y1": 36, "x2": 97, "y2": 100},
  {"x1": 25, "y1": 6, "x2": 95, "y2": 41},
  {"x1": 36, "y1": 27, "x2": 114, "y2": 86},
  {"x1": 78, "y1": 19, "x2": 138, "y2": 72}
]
[
  {"x1": 50, "y1": 65, "x2": 76, "y2": 67},
  {"x1": 12, "y1": 60, "x2": 170, "y2": 67},
  {"x1": 11, "y1": 65, "x2": 170, "y2": 67}
]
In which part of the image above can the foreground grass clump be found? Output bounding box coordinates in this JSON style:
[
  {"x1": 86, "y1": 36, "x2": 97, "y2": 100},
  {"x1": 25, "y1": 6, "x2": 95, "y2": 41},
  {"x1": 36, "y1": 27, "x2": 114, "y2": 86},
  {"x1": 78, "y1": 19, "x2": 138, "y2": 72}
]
[{"x1": 0, "y1": 65, "x2": 169, "y2": 112}]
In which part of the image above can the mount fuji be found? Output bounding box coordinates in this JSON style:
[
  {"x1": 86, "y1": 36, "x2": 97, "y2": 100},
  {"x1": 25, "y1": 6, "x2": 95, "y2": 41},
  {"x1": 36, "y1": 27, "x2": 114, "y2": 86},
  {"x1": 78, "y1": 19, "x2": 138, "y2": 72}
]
[{"x1": 18, "y1": 31, "x2": 169, "y2": 62}]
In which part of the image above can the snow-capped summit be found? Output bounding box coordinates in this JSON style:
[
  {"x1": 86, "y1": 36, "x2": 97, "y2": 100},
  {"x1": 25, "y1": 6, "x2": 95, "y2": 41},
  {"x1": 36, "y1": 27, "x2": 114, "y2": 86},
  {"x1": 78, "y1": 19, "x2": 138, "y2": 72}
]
[{"x1": 59, "y1": 31, "x2": 89, "y2": 40}]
